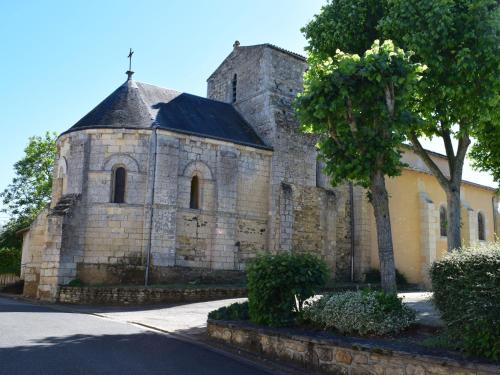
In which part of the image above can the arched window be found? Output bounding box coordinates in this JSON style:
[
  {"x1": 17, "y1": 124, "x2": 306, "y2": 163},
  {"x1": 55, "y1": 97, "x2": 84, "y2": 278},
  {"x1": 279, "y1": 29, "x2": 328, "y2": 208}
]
[
  {"x1": 190, "y1": 176, "x2": 200, "y2": 209},
  {"x1": 478, "y1": 212, "x2": 485, "y2": 241},
  {"x1": 439, "y1": 205, "x2": 447, "y2": 237},
  {"x1": 112, "y1": 167, "x2": 126, "y2": 203},
  {"x1": 231, "y1": 73, "x2": 237, "y2": 103}
]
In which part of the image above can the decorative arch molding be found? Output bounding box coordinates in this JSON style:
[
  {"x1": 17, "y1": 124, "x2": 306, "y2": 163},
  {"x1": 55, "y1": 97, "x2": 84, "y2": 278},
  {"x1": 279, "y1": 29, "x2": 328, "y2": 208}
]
[
  {"x1": 103, "y1": 153, "x2": 140, "y2": 173},
  {"x1": 182, "y1": 160, "x2": 213, "y2": 180}
]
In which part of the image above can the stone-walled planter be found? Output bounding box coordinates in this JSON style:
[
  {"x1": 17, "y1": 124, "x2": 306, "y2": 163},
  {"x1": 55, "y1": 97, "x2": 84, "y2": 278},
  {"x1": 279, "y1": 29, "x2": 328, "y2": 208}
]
[
  {"x1": 207, "y1": 320, "x2": 500, "y2": 375},
  {"x1": 59, "y1": 286, "x2": 246, "y2": 305}
]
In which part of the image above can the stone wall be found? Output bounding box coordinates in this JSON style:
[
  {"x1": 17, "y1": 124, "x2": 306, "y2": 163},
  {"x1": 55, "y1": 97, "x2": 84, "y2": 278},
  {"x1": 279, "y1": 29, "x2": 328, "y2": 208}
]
[
  {"x1": 208, "y1": 320, "x2": 500, "y2": 375},
  {"x1": 59, "y1": 286, "x2": 246, "y2": 305},
  {"x1": 21, "y1": 206, "x2": 49, "y2": 297},
  {"x1": 23, "y1": 126, "x2": 273, "y2": 300},
  {"x1": 22, "y1": 43, "x2": 359, "y2": 301},
  {"x1": 207, "y1": 44, "x2": 353, "y2": 280}
]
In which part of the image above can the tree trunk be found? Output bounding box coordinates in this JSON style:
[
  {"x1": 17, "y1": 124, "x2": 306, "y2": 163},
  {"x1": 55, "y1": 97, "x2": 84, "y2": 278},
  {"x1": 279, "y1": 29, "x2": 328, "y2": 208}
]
[
  {"x1": 446, "y1": 184, "x2": 462, "y2": 251},
  {"x1": 370, "y1": 170, "x2": 397, "y2": 293},
  {"x1": 410, "y1": 133, "x2": 470, "y2": 252}
]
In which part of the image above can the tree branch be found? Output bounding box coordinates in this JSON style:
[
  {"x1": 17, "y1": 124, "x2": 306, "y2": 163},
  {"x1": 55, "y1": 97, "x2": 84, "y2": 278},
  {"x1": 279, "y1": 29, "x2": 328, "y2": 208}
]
[
  {"x1": 441, "y1": 127, "x2": 456, "y2": 174},
  {"x1": 384, "y1": 82, "x2": 395, "y2": 118},
  {"x1": 327, "y1": 117, "x2": 341, "y2": 146},
  {"x1": 409, "y1": 133, "x2": 450, "y2": 189},
  {"x1": 453, "y1": 130, "x2": 471, "y2": 185},
  {"x1": 346, "y1": 97, "x2": 357, "y2": 133}
]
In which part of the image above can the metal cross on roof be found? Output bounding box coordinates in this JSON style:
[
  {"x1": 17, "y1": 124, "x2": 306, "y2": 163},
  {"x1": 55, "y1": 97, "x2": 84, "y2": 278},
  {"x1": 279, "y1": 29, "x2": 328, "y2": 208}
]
[
  {"x1": 128, "y1": 48, "x2": 134, "y2": 71},
  {"x1": 126, "y1": 48, "x2": 134, "y2": 80}
]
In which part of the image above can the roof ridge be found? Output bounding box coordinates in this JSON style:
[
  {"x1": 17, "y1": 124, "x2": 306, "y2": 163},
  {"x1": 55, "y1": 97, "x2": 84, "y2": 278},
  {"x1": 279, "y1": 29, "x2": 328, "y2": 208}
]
[
  {"x1": 135, "y1": 80, "x2": 181, "y2": 94},
  {"x1": 263, "y1": 43, "x2": 307, "y2": 61}
]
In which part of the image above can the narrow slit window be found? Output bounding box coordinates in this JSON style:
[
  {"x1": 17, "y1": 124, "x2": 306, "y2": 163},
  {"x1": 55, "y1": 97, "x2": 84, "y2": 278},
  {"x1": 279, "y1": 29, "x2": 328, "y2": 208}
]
[
  {"x1": 439, "y1": 205, "x2": 447, "y2": 237},
  {"x1": 232, "y1": 73, "x2": 237, "y2": 103},
  {"x1": 190, "y1": 176, "x2": 200, "y2": 209},
  {"x1": 478, "y1": 212, "x2": 485, "y2": 241},
  {"x1": 113, "y1": 167, "x2": 126, "y2": 203}
]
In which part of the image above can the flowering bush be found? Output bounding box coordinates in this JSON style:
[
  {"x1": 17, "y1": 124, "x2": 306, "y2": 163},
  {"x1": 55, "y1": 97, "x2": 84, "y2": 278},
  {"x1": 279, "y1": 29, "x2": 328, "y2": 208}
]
[
  {"x1": 303, "y1": 290, "x2": 415, "y2": 336},
  {"x1": 430, "y1": 243, "x2": 500, "y2": 360}
]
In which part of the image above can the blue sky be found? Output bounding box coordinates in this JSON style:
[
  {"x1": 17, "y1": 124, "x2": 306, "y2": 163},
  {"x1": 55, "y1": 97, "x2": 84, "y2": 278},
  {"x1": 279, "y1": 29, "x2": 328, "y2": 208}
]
[{"x1": 0, "y1": 1, "x2": 494, "y2": 221}]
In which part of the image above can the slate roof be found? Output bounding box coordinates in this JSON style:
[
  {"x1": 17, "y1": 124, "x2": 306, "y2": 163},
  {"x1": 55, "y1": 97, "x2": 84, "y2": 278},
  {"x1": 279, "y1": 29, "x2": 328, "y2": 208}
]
[{"x1": 64, "y1": 79, "x2": 270, "y2": 150}]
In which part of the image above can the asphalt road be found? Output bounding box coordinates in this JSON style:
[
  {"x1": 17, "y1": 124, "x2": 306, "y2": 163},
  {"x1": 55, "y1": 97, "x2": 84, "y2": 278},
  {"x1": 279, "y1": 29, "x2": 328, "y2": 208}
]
[{"x1": 0, "y1": 296, "x2": 275, "y2": 375}]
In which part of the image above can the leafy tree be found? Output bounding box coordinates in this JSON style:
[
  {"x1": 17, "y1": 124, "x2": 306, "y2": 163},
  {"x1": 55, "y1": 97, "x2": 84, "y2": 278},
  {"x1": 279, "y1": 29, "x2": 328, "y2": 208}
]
[
  {"x1": 380, "y1": 0, "x2": 500, "y2": 250},
  {"x1": 295, "y1": 40, "x2": 425, "y2": 293},
  {"x1": 0, "y1": 132, "x2": 57, "y2": 249},
  {"x1": 469, "y1": 122, "x2": 500, "y2": 186},
  {"x1": 301, "y1": 0, "x2": 385, "y2": 57}
]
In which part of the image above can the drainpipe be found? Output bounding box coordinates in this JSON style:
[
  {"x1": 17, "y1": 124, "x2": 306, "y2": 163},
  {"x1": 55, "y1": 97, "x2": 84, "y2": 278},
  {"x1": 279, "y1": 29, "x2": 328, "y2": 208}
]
[
  {"x1": 144, "y1": 125, "x2": 159, "y2": 286},
  {"x1": 349, "y1": 182, "x2": 355, "y2": 282}
]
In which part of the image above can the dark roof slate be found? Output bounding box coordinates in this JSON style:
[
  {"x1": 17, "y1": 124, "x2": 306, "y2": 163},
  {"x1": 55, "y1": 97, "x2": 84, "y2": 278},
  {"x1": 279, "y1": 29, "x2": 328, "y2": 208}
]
[{"x1": 65, "y1": 80, "x2": 270, "y2": 150}]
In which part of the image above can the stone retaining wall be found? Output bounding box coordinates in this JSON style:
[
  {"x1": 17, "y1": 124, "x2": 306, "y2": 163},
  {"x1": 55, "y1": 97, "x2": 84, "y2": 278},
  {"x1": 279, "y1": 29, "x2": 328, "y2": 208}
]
[
  {"x1": 59, "y1": 286, "x2": 246, "y2": 305},
  {"x1": 207, "y1": 320, "x2": 500, "y2": 375}
]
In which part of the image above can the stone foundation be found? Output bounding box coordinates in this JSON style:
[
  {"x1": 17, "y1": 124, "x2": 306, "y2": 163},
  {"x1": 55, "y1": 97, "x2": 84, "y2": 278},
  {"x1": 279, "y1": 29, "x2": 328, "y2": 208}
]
[
  {"x1": 76, "y1": 264, "x2": 246, "y2": 286},
  {"x1": 207, "y1": 320, "x2": 500, "y2": 375},
  {"x1": 59, "y1": 286, "x2": 246, "y2": 305}
]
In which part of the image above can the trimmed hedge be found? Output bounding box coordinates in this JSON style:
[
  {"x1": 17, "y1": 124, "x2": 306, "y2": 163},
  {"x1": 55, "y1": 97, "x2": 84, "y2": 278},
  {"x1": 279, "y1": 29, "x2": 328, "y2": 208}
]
[
  {"x1": 430, "y1": 243, "x2": 500, "y2": 360},
  {"x1": 247, "y1": 253, "x2": 328, "y2": 327},
  {"x1": 0, "y1": 248, "x2": 21, "y2": 275},
  {"x1": 303, "y1": 290, "x2": 415, "y2": 335},
  {"x1": 208, "y1": 302, "x2": 249, "y2": 321}
]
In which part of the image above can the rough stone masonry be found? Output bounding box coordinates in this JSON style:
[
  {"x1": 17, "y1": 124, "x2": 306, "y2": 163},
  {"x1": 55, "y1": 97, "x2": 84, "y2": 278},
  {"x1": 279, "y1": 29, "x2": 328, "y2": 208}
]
[{"x1": 20, "y1": 42, "x2": 357, "y2": 301}]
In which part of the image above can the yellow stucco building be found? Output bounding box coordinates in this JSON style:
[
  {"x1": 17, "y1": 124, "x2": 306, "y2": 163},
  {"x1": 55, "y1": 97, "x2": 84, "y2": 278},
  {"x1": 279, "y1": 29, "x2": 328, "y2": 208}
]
[{"x1": 354, "y1": 147, "x2": 499, "y2": 285}]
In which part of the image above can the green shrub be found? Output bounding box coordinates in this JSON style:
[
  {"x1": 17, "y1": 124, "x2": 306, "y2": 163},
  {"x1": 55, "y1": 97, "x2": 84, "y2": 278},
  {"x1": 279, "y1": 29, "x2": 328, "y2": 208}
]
[
  {"x1": 67, "y1": 279, "x2": 82, "y2": 287},
  {"x1": 364, "y1": 268, "x2": 409, "y2": 285},
  {"x1": 208, "y1": 302, "x2": 249, "y2": 321},
  {"x1": 303, "y1": 290, "x2": 415, "y2": 336},
  {"x1": 246, "y1": 252, "x2": 328, "y2": 327},
  {"x1": 430, "y1": 243, "x2": 500, "y2": 360},
  {"x1": 0, "y1": 248, "x2": 21, "y2": 275}
]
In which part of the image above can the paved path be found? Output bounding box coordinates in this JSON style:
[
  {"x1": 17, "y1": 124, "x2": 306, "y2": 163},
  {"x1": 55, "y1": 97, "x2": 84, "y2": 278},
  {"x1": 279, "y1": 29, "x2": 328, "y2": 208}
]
[
  {"x1": 64, "y1": 292, "x2": 442, "y2": 337},
  {"x1": 0, "y1": 292, "x2": 441, "y2": 375},
  {"x1": 399, "y1": 292, "x2": 442, "y2": 327},
  {"x1": 0, "y1": 296, "x2": 283, "y2": 375},
  {"x1": 66, "y1": 298, "x2": 248, "y2": 337}
]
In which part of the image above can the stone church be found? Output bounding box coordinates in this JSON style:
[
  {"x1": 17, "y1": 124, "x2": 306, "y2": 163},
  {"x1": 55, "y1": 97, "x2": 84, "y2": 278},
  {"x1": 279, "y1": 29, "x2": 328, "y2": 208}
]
[{"x1": 21, "y1": 42, "x2": 499, "y2": 301}]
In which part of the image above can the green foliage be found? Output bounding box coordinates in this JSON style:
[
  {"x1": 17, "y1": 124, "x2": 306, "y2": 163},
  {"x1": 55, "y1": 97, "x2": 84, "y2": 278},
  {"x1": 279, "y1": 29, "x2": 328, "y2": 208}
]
[
  {"x1": 303, "y1": 290, "x2": 415, "y2": 336},
  {"x1": 0, "y1": 217, "x2": 31, "y2": 250},
  {"x1": 380, "y1": 0, "x2": 499, "y2": 136},
  {"x1": 1, "y1": 131, "x2": 57, "y2": 220},
  {"x1": 364, "y1": 267, "x2": 408, "y2": 285},
  {"x1": 302, "y1": 0, "x2": 385, "y2": 57},
  {"x1": 246, "y1": 253, "x2": 328, "y2": 327},
  {"x1": 470, "y1": 123, "x2": 500, "y2": 186},
  {"x1": 0, "y1": 131, "x2": 57, "y2": 250},
  {"x1": 295, "y1": 40, "x2": 425, "y2": 189},
  {"x1": 208, "y1": 302, "x2": 249, "y2": 321},
  {"x1": 430, "y1": 243, "x2": 500, "y2": 360},
  {"x1": 0, "y1": 248, "x2": 21, "y2": 275},
  {"x1": 67, "y1": 279, "x2": 83, "y2": 287}
]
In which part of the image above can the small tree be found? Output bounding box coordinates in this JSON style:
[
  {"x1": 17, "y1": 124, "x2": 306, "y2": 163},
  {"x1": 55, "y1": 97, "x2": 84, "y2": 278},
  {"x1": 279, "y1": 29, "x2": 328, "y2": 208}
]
[
  {"x1": 295, "y1": 40, "x2": 425, "y2": 293},
  {"x1": 380, "y1": 0, "x2": 500, "y2": 250},
  {"x1": 0, "y1": 131, "x2": 57, "y2": 249}
]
